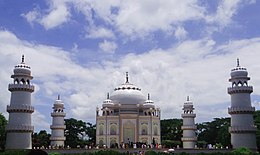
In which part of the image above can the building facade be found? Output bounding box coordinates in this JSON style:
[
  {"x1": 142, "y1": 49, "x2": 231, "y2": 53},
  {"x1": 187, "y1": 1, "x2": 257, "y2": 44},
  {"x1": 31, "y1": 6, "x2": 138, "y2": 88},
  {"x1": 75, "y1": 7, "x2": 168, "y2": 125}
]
[
  {"x1": 50, "y1": 95, "x2": 66, "y2": 147},
  {"x1": 5, "y1": 56, "x2": 34, "y2": 149},
  {"x1": 96, "y1": 73, "x2": 161, "y2": 148},
  {"x1": 228, "y1": 59, "x2": 257, "y2": 149},
  {"x1": 181, "y1": 97, "x2": 197, "y2": 149}
]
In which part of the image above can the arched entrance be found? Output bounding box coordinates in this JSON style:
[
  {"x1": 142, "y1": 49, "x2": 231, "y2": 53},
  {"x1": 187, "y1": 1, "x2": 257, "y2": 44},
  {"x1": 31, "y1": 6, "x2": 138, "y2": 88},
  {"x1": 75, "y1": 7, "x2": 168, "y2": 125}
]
[{"x1": 123, "y1": 120, "x2": 135, "y2": 143}]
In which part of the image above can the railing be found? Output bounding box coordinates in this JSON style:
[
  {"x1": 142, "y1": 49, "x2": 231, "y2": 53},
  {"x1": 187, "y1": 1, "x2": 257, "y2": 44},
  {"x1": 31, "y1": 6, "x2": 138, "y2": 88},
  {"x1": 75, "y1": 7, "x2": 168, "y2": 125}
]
[
  {"x1": 50, "y1": 136, "x2": 66, "y2": 141},
  {"x1": 8, "y1": 84, "x2": 34, "y2": 92},
  {"x1": 181, "y1": 137, "x2": 197, "y2": 141},
  {"x1": 6, "y1": 124, "x2": 34, "y2": 132},
  {"x1": 50, "y1": 125, "x2": 66, "y2": 129},
  {"x1": 228, "y1": 106, "x2": 255, "y2": 114},
  {"x1": 227, "y1": 86, "x2": 253, "y2": 94},
  {"x1": 51, "y1": 112, "x2": 66, "y2": 117},
  {"x1": 229, "y1": 126, "x2": 257, "y2": 133},
  {"x1": 181, "y1": 125, "x2": 197, "y2": 130},
  {"x1": 7, "y1": 105, "x2": 34, "y2": 113},
  {"x1": 181, "y1": 113, "x2": 196, "y2": 118}
]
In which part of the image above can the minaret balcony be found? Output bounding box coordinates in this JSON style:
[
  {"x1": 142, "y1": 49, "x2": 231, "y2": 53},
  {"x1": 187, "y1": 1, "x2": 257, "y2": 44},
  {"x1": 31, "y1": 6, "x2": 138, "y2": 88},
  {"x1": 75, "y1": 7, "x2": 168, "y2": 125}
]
[
  {"x1": 227, "y1": 86, "x2": 253, "y2": 94},
  {"x1": 181, "y1": 137, "x2": 197, "y2": 142},
  {"x1": 50, "y1": 136, "x2": 66, "y2": 141},
  {"x1": 7, "y1": 105, "x2": 34, "y2": 113},
  {"x1": 50, "y1": 125, "x2": 66, "y2": 130},
  {"x1": 228, "y1": 106, "x2": 255, "y2": 114},
  {"x1": 181, "y1": 125, "x2": 197, "y2": 130},
  {"x1": 229, "y1": 126, "x2": 257, "y2": 133},
  {"x1": 51, "y1": 112, "x2": 66, "y2": 117},
  {"x1": 8, "y1": 84, "x2": 34, "y2": 92},
  {"x1": 181, "y1": 113, "x2": 196, "y2": 118},
  {"x1": 6, "y1": 124, "x2": 34, "y2": 132}
]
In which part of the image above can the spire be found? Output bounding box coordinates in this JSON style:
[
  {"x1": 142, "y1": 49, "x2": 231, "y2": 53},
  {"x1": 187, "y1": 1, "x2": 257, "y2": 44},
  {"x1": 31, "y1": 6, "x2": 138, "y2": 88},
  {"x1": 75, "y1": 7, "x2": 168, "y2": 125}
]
[
  {"x1": 237, "y1": 58, "x2": 240, "y2": 67},
  {"x1": 107, "y1": 92, "x2": 110, "y2": 99},
  {"x1": 21, "y1": 55, "x2": 25, "y2": 63},
  {"x1": 57, "y1": 94, "x2": 60, "y2": 100},
  {"x1": 148, "y1": 93, "x2": 150, "y2": 100},
  {"x1": 126, "y1": 72, "x2": 129, "y2": 83},
  {"x1": 187, "y1": 96, "x2": 190, "y2": 101}
]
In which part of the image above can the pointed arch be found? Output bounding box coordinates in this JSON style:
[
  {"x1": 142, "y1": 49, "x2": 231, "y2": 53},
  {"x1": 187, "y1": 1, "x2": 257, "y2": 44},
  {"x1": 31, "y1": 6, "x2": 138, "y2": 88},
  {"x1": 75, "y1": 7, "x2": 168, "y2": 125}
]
[
  {"x1": 110, "y1": 125, "x2": 117, "y2": 135},
  {"x1": 141, "y1": 124, "x2": 148, "y2": 135},
  {"x1": 237, "y1": 81, "x2": 243, "y2": 87}
]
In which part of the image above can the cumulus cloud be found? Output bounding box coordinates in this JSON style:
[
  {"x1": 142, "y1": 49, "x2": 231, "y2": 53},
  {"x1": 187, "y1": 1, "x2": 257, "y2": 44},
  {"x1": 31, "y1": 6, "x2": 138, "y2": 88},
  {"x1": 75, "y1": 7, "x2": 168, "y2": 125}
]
[
  {"x1": 1, "y1": 30, "x2": 260, "y2": 132},
  {"x1": 21, "y1": 8, "x2": 40, "y2": 26},
  {"x1": 174, "y1": 26, "x2": 188, "y2": 40},
  {"x1": 99, "y1": 40, "x2": 117, "y2": 53},
  {"x1": 85, "y1": 26, "x2": 115, "y2": 39},
  {"x1": 21, "y1": 0, "x2": 70, "y2": 30},
  {"x1": 40, "y1": 2, "x2": 70, "y2": 30},
  {"x1": 22, "y1": 0, "x2": 254, "y2": 40}
]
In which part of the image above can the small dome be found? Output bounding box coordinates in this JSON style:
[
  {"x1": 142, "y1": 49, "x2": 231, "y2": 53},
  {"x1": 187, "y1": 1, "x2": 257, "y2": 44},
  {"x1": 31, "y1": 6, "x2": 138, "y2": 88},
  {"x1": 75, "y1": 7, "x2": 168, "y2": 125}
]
[
  {"x1": 230, "y1": 59, "x2": 248, "y2": 78},
  {"x1": 144, "y1": 93, "x2": 155, "y2": 108},
  {"x1": 103, "y1": 93, "x2": 114, "y2": 105},
  {"x1": 110, "y1": 72, "x2": 146, "y2": 105}
]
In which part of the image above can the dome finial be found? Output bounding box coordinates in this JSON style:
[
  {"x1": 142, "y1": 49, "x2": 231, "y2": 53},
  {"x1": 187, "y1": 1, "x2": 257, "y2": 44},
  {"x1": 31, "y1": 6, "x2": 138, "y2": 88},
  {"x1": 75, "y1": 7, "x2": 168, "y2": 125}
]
[
  {"x1": 107, "y1": 92, "x2": 110, "y2": 99},
  {"x1": 126, "y1": 72, "x2": 129, "y2": 83},
  {"x1": 58, "y1": 94, "x2": 60, "y2": 100},
  {"x1": 187, "y1": 96, "x2": 190, "y2": 101},
  {"x1": 21, "y1": 55, "x2": 25, "y2": 63},
  {"x1": 237, "y1": 58, "x2": 240, "y2": 67},
  {"x1": 148, "y1": 93, "x2": 150, "y2": 100}
]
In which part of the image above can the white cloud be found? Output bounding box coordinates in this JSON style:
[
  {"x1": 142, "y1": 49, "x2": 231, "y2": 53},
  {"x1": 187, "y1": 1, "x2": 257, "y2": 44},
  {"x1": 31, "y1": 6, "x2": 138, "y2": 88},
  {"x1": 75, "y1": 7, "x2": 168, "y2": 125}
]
[
  {"x1": 1, "y1": 30, "x2": 260, "y2": 132},
  {"x1": 21, "y1": 0, "x2": 70, "y2": 30},
  {"x1": 40, "y1": 3, "x2": 70, "y2": 30},
  {"x1": 86, "y1": 26, "x2": 115, "y2": 39},
  {"x1": 99, "y1": 40, "x2": 117, "y2": 53},
  {"x1": 21, "y1": 8, "x2": 40, "y2": 26},
  {"x1": 174, "y1": 26, "x2": 188, "y2": 40}
]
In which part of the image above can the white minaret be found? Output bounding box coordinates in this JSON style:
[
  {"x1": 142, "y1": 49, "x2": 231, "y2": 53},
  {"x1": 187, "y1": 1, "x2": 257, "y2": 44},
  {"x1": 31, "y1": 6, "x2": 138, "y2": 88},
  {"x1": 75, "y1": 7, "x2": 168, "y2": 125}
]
[
  {"x1": 50, "y1": 95, "x2": 66, "y2": 147},
  {"x1": 228, "y1": 59, "x2": 257, "y2": 149},
  {"x1": 6, "y1": 55, "x2": 34, "y2": 149},
  {"x1": 181, "y1": 96, "x2": 197, "y2": 149}
]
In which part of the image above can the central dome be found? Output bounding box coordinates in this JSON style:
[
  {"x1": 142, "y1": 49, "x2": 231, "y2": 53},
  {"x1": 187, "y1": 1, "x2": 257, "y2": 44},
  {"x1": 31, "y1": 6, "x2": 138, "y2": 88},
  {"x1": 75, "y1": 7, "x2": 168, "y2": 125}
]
[{"x1": 110, "y1": 73, "x2": 146, "y2": 105}]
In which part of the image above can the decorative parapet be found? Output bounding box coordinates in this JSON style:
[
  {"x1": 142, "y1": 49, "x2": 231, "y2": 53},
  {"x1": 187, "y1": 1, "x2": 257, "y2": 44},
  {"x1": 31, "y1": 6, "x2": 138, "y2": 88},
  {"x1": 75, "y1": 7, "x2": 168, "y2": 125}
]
[
  {"x1": 228, "y1": 106, "x2": 255, "y2": 114},
  {"x1": 181, "y1": 113, "x2": 196, "y2": 118},
  {"x1": 181, "y1": 137, "x2": 197, "y2": 141},
  {"x1": 51, "y1": 112, "x2": 66, "y2": 117},
  {"x1": 6, "y1": 124, "x2": 33, "y2": 132},
  {"x1": 49, "y1": 136, "x2": 66, "y2": 141},
  {"x1": 50, "y1": 125, "x2": 66, "y2": 130},
  {"x1": 227, "y1": 86, "x2": 253, "y2": 94},
  {"x1": 229, "y1": 126, "x2": 257, "y2": 133},
  {"x1": 7, "y1": 105, "x2": 34, "y2": 113},
  {"x1": 8, "y1": 84, "x2": 34, "y2": 92},
  {"x1": 181, "y1": 125, "x2": 197, "y2": 130}
]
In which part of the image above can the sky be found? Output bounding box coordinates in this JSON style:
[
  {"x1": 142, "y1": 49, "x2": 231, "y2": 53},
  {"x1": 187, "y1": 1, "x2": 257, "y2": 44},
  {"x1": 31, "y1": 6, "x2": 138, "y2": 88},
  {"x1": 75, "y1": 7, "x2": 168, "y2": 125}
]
[{"x1": 0, "y1": 0, "x2": 260, "y2": 132}]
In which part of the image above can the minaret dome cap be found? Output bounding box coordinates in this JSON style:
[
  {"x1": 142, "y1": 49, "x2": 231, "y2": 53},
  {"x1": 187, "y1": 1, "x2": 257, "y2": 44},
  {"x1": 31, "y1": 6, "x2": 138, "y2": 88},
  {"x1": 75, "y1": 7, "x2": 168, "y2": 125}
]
[
  {"x1": 230, "y1": 58, "x2": 248, "y2": 77},
  {"x1": 13, "y1": 55, "x2": 31, "y2": 75}
]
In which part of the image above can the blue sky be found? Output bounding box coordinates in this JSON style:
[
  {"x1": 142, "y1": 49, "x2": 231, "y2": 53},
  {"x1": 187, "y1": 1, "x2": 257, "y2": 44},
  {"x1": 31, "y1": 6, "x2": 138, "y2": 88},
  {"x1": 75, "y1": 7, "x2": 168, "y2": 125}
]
[{"x1": 0, "y1": 0, "x2": 260, "y2": 132}]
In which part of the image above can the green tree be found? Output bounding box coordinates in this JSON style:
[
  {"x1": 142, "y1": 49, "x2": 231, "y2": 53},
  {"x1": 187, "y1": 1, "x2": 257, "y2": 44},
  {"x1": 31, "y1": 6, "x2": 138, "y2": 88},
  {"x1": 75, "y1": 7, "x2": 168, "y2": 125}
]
[
  {"x1": 160, "y1": 119, "x2": 182, "y2": 147},
  {"x1": 197, "y1": 117, "x2": 230, "y2": 148},
  {"x1": 253, "y1": 110, "x2": 260, "y2": 151},
  {"x1": 65, "y1": 118, "x2": 88, "y2": 148},
  {"x1": 0, "y1": 113, "x2": 7, "y2": 150},
  {"x1": 85, "y1": 122, "x2": 96, "y2": 145},
  {"x1": 32, "y1": 130, "x2": 51, "y2": 148}
]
